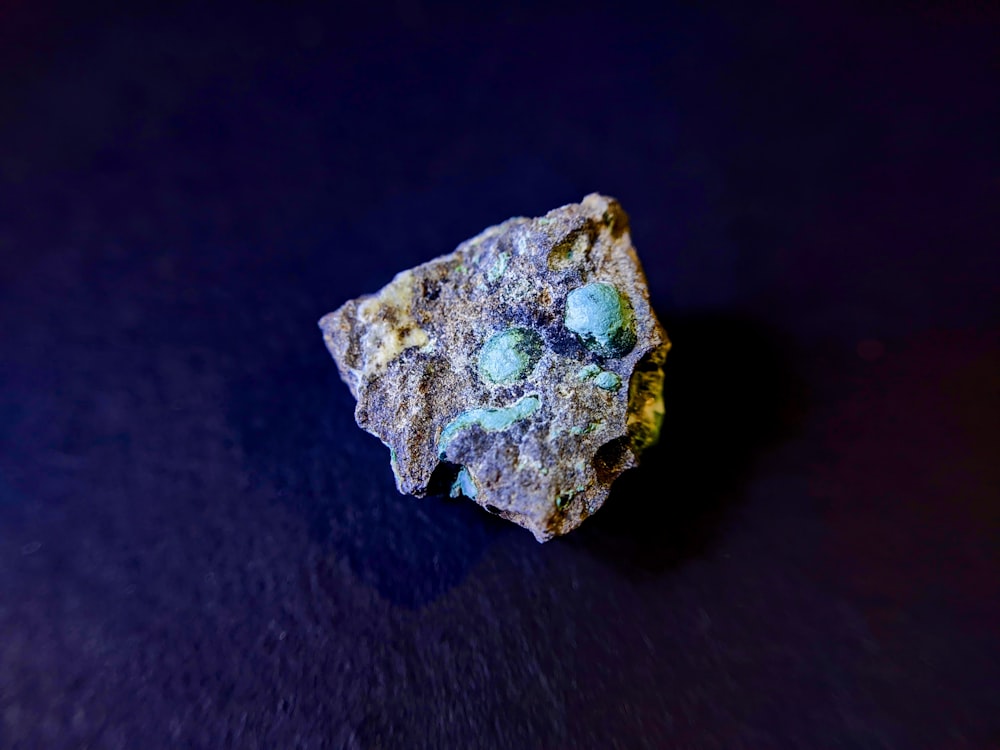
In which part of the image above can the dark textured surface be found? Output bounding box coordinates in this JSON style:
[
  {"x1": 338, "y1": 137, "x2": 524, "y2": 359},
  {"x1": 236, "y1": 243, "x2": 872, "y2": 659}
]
[{"x1": 0, "y1": 1, "x2": 997, "y2": 747}]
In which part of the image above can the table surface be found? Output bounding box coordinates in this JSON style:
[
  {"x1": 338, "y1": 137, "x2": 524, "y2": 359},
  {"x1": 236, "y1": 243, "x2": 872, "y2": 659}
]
[{"x1": 1, "y1": 1, "x2": 997, "y2": 747}]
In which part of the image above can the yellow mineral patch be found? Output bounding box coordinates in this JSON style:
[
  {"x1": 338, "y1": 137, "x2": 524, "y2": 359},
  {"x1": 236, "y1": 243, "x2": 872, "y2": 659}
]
[
  {"x1": 356, "y1": 270, "x2": 431, "y2": 372},
  {"x1": 625, "y1": 343, "x2": 670, "y2": 452}
]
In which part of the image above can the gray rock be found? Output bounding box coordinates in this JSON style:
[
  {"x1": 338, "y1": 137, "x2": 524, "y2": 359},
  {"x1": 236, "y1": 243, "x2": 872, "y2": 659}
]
[{"x1": 319, "y1": 194, "x2": 670, "y2": 541}]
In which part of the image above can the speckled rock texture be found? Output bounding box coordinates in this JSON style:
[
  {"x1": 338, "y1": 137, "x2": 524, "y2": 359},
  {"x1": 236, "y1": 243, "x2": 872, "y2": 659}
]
[{"x1": 319, "y1": 194, "x2": 670, "y2": 541}]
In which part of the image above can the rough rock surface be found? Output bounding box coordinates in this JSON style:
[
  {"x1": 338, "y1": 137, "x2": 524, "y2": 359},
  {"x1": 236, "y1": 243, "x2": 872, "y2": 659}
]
[{"x1": 319, "y1": 194, "x2": 670, "y2": 541}]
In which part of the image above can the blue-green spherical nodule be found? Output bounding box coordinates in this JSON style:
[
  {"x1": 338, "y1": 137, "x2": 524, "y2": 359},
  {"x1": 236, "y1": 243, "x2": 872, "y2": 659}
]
[
  {"x1": 593, "y1": 370, "x2": 622, "y2": 390},
  {"x1": 564, "y1": 282, "x2": 637, "y2": 357},
  {"x1": 478, "y1": 327, "x2": 544, "y2": 384}
]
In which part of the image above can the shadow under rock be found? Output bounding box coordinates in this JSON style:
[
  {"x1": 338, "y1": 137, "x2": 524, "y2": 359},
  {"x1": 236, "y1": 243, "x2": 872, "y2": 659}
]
[
  {"x1": 571, "y1": 311, "x2": 806, "y2": 572},
  {"x1": 228, "y1": 337, "x2": 511, "y2": 610}
]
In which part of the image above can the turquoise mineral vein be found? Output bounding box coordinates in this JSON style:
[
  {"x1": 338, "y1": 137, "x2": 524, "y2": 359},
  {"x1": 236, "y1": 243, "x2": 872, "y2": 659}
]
[
  {"x1": 438, "y1": 394, "x2": 541, "y2": 459},
  {"x1": 450, "y1": 466, "x2": 478, "y2": 499}
]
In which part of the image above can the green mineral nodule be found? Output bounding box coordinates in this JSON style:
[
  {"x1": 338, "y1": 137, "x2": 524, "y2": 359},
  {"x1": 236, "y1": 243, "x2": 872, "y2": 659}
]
[
  {"x1": 478, "y1": 326, "x2": 543, "y2": 384},
  {"x1": 593, "y1": 370, "x2": 622, "y2": 390},
  {"x1": 576, "y1": 364, "x2": 621, "y2": 391},
  {"x1": 564, "y1": 282, "x2": 637, "y2": 358}
]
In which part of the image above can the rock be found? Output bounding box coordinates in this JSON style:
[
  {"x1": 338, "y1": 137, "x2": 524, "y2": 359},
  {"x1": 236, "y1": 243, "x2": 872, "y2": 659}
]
[{"x1": 319, "y1": 194, "x2": 670, "y2": 541}]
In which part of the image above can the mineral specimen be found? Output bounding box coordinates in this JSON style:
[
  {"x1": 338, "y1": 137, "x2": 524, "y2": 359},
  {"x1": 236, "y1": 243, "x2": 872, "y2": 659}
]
[{"x1": 319, "y1": 194, "x2": 670, "y2": 541}]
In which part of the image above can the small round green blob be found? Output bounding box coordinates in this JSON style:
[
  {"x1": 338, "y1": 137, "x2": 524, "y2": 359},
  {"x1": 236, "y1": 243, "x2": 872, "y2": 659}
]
[
  {"x1": 564, "y1": 282, "x2": 637, "y2": 357},
  {"x1": 478, "y1": 327, "x2": 544, "y2": 384},
  {"x1": 593, "y1": 370, "x2": 622, "y2": 390}
]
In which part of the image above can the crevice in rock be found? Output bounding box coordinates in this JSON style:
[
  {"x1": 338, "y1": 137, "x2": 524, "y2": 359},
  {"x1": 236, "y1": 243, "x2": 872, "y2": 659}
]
[{"x1": 427, "y1": 460, "x2": 462, "y2": 497}]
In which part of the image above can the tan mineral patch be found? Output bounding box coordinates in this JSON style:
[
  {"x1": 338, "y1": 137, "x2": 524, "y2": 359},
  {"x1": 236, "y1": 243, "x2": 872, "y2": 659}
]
[{"x1": 356, "y1": 270, "x2": 431, "y2": 372}]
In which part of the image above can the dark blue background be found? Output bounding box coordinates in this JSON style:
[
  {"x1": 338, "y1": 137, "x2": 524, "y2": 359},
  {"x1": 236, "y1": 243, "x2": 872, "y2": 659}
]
[{"x1": 1, "y1": 1, "x2": 997, "y2": 747}]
